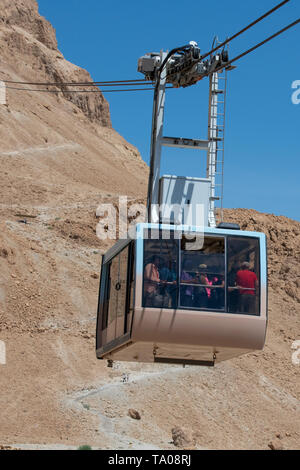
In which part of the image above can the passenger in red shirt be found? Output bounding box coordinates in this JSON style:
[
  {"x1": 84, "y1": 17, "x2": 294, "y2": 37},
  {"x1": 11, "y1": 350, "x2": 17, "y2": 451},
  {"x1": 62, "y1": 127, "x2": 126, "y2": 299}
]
[{"x1": 236, "y1": 262, "x2": 258, "y2": 314}]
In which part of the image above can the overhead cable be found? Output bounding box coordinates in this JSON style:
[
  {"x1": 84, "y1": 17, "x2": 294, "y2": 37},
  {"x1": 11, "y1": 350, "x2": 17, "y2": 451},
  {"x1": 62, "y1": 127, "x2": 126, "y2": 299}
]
[{"x1": 199, "y1": 0, "x2": 291, "y2": 61}]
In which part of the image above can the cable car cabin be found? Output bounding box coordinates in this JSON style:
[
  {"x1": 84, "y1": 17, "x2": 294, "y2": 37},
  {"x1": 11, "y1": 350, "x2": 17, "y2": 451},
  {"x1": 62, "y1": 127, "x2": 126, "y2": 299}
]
[{"x1": 96, "y1": 223, "x2": 267, "y2": 367}]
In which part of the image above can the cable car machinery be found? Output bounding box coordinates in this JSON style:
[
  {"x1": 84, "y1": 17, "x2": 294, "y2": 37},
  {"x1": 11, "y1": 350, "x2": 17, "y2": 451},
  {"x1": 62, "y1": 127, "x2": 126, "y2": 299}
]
[{"x1": 96, "y1": 1, "x2": 299, "y2": 367}]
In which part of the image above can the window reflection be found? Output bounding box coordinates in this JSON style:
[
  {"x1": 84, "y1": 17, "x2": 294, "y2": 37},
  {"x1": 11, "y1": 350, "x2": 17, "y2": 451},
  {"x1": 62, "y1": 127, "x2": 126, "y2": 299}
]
[
  {"x1": 103, "y1": 245, "x2": 130, "y2": 344},
  {"x1": 143, "y1": 232, "x2": 178, "y2": 309},
  {"x1": 180, "y1": 236, "x2": 225, "y2": 310},
  {"x1": 142, "y1": 231, "x2": 261, "y2": 315}
]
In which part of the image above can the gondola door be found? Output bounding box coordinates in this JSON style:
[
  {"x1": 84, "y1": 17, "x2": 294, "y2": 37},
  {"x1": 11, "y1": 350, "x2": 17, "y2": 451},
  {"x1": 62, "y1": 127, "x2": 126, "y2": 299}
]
[
  {"x1": 106, "y1": 255, "x2": 119, "y2": 344},
  {"x1": 98, "y1": 243, "x2": 132, "y2": 350},
  {"x1": 115, "y1": 247, "x2": 130, "y2": 338}
]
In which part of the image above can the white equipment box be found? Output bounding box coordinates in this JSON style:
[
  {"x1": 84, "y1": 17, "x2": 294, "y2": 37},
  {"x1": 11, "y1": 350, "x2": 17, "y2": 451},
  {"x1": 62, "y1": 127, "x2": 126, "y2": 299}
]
[{"x1": 159, "y1": 175, "x2": 211, "y2": 226}]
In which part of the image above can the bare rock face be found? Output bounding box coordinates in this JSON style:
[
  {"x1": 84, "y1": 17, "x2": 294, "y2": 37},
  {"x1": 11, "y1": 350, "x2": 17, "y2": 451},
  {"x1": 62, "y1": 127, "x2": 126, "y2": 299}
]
[
  {"x1": 268, "y1": 440, "x2": 284, "y2": 451},
  {"x1": 128, "y1": 409, "x2": 141, "y2": 420},
  {"x1": 0, "y1": 0, "x2": 111, "y2": 126},
  {"x1": 171, "y1": 426, "x2": 192, "y2": 448},
  {"x1": 1, "y1": 0, "x2": 57, "y2": 50}
]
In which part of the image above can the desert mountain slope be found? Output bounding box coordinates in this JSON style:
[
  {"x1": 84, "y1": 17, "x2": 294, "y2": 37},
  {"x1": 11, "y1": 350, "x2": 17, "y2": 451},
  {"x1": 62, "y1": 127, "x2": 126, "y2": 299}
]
[
  {"x1": 0, "y1": 0, "x2": 148, "y2": 210},
  {"x1": 0, "y1": 0, "x2": 299, "y2": 451}
]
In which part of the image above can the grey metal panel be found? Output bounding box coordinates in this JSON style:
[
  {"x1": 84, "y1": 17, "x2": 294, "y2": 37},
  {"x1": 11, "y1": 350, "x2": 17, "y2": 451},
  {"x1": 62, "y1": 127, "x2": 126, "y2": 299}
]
[
  {"x1": 162, "y1": 136, "x2": 209, "y2": 150},
  {"x1": 159, "y1": 175, "x2": 211, "y2": 225},
  {"x1": 132, "y1": 307, "x2": 266, "y2": 350}
]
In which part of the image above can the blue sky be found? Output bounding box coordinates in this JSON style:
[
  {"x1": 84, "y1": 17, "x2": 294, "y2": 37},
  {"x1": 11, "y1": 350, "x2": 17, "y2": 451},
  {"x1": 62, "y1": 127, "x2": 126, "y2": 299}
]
[{"x1": 38, "y1": 0, "x2": 300, "y2": 221}]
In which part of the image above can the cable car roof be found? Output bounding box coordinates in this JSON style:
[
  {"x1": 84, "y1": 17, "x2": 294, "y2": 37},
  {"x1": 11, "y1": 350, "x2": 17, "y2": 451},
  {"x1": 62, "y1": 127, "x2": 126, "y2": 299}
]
[{"x1": 135, "y1": 223, "x2": 266, "y2": 240}]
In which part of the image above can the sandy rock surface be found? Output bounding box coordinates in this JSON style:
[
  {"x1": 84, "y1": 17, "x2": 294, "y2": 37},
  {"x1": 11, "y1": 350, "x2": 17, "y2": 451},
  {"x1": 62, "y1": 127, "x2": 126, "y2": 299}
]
[{"x1": 0, "y1": 0, "x2": 299, "y2": 451}]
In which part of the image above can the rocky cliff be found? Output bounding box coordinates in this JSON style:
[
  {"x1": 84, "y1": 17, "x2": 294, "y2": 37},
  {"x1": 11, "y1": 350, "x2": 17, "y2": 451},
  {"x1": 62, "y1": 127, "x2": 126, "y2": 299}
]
[{"x1": 0, "y1": 0, "x2": 111, "y2": 125}]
